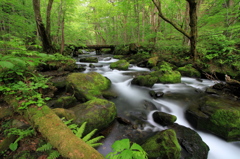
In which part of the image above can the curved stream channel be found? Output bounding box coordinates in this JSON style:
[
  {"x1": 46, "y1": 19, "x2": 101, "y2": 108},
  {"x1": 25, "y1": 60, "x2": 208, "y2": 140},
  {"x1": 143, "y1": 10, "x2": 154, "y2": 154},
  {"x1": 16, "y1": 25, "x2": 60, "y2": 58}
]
[{"x1": 76, "y1": 52, "x2": 240, "y2": 159}]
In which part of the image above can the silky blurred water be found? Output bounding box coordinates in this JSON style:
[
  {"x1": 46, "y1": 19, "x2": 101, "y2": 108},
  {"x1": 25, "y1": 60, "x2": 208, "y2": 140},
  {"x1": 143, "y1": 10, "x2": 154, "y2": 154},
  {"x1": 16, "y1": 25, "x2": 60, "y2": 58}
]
[{"x1": 77, "y1": 53, "x2": 240, "y2": 159}]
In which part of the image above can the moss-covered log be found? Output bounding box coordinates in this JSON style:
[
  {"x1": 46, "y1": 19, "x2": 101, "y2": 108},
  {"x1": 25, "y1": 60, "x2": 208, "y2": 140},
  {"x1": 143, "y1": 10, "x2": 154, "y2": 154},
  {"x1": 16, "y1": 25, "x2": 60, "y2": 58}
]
[{"x1": 5, "y1": 97, "x2": 104, "y2": 159}]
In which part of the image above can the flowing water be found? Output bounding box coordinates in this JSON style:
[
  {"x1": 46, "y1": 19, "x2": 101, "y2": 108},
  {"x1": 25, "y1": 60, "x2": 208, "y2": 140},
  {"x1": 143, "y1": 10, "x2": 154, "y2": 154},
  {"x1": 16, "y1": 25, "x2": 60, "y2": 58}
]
[{"x1": 76, "y1": 52, "x2": 240, "y2": 159}]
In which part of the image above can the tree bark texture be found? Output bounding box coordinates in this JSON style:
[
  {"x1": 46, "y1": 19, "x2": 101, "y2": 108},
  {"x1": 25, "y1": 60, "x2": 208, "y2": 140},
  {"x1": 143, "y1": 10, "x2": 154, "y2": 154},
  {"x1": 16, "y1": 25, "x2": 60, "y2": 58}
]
[
  {"x1": 5, "y1": 97, "x2": 104, "y2": 159},
  {"x1": 187, "y1": 0, "x2": 198, "y2": 62},
  {"x1": 46, "y1": 0, "x2": 54, "y2": 44},
  {"x1": 32, "y1": 0, "x2": 54, "y2": 53}
]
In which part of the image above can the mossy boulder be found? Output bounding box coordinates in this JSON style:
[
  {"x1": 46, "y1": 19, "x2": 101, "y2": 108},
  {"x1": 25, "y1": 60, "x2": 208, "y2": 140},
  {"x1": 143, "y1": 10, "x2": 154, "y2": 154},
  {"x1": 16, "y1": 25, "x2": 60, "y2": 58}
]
[
  {"x1": 131, "y1": 75, "x2": 158, "y2": 87},
  {"x1": 110, "y1": 60, "x2": 130, "y2": 70},
  {"x1": 66, "y1": 72, "x2": 111, "y2": 102},
  {"x1": 158, "y1": 70, "x2": 181, "y2": 83},
  {"x1": 70, "y1": 98, "x2": 117, "y2": 133},
  {"x1": 79, "y1": 57, "x2": 98, "y2": 63},
  {"x1": 170, "y1": 124, "x2": 209, "y2": 159},
  {"x1": 147, "y1": 56, "x2": 159, "y2": 68},
  {"x1": 153, "y1": 112, "x2": 177, "y2": 126},
  {"x1": 186, "y1": 95, "x2": 240, "y2": 141},
  {"x1": 149, "y1": 70, "x2": 181, "y2": 84},
  {"x1": 141, "y1": 129, "x2": 181, "y2": 159},
  {"x1": 177, "y1": 65, "x2": 201, "y2": 78}
]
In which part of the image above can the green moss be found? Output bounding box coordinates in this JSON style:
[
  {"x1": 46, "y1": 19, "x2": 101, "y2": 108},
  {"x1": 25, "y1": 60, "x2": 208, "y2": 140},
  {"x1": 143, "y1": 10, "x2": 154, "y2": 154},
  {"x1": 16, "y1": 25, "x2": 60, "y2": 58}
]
[
  {"x1": 133, "y1": 75, "x2": 158, "y2": 87},
  {"x1": 70, "y1": 98, "x2": 117, "y2": 133},
  {"x1": 159, "y1": 71, "x2": 181, "y2": 83},
  {"x1": 67, "y1": 72, "x2": 111, "y2": 100},
  {"x1": 148, "y1": 56, "x2": 158, "y2": 67},
  {"x1": 80, "y1": 57, "x2": 98, "y2": 63},
  {"x1": 113, "y1": 55, "x2": 124, "y2": 59},
  {"x1": 177, "y1": 65, "x2": 201, "y2": 78},
  {"x1": 110, "y1": 60, "x2": 129, "y2": 70},
  {"x1": 141, "y1": 129, "x2": 181, "y2": 159}
]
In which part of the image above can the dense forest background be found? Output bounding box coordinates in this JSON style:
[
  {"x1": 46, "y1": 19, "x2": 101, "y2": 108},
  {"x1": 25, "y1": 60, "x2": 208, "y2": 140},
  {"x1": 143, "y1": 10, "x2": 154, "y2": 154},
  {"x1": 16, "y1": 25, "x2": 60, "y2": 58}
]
[{"x1": 1, "y1": 0, "x2": 239, "y2": 73}]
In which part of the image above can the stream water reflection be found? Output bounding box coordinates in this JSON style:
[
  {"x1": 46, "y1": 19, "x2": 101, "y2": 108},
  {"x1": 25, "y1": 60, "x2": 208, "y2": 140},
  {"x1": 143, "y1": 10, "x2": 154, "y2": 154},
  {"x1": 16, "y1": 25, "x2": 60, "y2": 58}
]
[{"x1": 76, "y1": 53, "x2": 240, "y2": 159}]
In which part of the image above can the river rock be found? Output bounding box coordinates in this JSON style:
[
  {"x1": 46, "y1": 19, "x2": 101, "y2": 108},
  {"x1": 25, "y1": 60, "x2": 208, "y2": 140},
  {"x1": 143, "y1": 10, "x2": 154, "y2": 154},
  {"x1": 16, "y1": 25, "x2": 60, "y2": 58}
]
[
  {"x1": 169, "y1": 123, "x2": 209, "y2": 159},
  {"x1": 149, "y1": 90, "x2": 164, "y2": 98},
  {"x1": 79, "y1": 57, "x2": 98, "y2": 63},
  {"x1": 150, "y1": 70, "x2": 181, "y2": 84},
  {"x1": 177, "y1": 65, "x2": 201, "y2": 78},
  {"x1": 66, "y1": 72, "x2": 111, "y2": 102},
  {"x1": 153, "y1": 111, "x2": 177, "y2": 126},
  {"x1": 141, "y1": 100, "x2": 157, "y2": 111},
  {"x1": 110, "y1": 60, "x2": 129, "y2": 70},
  {"x1": 186, "y1": 95, "x2": 240, "y2": 141},
  {"x1": 141, "y1": 129, "x2": 181, "y2": 159},
  {"x1": 69, "y1": 98, "x2": 117, "y2": 133},
  {"x1": 89, "y1": 63, "x2": 95, "y2": 68},
  {"x1": 131, "y1": 75, "x2": 158, "y2": 87}
]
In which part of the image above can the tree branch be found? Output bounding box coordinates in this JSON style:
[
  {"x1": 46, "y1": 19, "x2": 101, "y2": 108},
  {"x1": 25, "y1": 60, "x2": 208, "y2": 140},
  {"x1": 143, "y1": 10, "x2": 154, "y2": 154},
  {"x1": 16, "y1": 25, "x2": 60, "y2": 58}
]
[{"x1": 151, "y1": 0, "x2": 191, "y2": 39}]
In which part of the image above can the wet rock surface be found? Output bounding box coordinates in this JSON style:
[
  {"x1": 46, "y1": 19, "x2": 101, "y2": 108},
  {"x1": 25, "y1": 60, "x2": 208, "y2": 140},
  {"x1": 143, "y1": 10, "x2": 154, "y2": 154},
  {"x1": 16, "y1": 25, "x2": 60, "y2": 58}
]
[{"x1": 170, "y1": 124, "x2": 209, "y2": 159}]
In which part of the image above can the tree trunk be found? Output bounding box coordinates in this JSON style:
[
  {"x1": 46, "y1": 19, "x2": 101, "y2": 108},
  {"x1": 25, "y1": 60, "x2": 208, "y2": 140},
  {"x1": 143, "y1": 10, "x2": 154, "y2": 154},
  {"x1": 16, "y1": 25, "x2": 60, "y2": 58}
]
[
  {"x1": 151, "y1": 0, "x2": 198, "y2": 62},
  {"x1": 60, "y1": 15, "x2": 65, "y2": 54},
  {"x1": 187, "y1": 0, "x2": 198, "y2": 62},
  {"x1": 5, "y1": 98, "x2": 104, "y2": 159},
  {"x1": 46, "y1": 0, "x2": 54, "y2": 44},
  {"x1": 32, "y1": 0, "x2": 54, "y2": 53}
]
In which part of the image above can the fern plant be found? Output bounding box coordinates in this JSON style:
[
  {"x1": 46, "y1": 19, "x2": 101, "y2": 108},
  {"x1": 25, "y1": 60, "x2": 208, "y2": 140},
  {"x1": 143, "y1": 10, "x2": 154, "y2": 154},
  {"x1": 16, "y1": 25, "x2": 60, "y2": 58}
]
[
  {"x1": 63, "y1": 119, "x2": 104, "y2": 148},
  {"x1": 106, "y1": 139, "x2": 148, "y2": 159},
  {"x1": 37, "y1": 143, "x2": 60, "y2": 159},
  {"x1": 36, "y1": 120, "x2": 104, "y2": 159}
]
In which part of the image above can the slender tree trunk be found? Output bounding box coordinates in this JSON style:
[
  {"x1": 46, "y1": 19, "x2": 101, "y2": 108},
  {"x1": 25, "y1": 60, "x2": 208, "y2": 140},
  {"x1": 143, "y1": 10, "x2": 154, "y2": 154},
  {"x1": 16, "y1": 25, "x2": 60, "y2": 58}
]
[
  {"x1": 60, "y1": 15, "x2": 65, "y2": 54},
  {"x1": 187, "y1": 0, "x2": 198, "y2": 62},
  {"x1": 32, "y1": 0, "x2": 54, "y2": 53},
  {"x1": 46, "y1": 0, "x2": 54, "y2": 44},
  {"x1": 152, "y1": 0, "x2": 198, "y2": 63}
]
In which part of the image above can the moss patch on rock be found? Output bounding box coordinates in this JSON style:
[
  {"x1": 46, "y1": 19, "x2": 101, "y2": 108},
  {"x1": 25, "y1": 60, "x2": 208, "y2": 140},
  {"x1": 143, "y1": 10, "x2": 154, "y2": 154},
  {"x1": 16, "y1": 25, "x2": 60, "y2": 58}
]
[
  {"x1": 110, "y1": 60, "x2": 129, "y2": 70},
  {"x1": 158, "y1": 70, "x2": 181, "y2": 83},
  {"x1": 66, "y1": 72, "x2": 111, "y2": 101},
  {"x1": 141, "y1": 129, "x2": 181, "y2": 159},
  {"x1": 70, "y1": 98, "x2": 117, "y2": 133},
  {"x1": 177, "y1": 64, "x2": 201, "y2": 78},
  {"x1": 186, "y1": 96, "x2": 240, "y2": 141},
  {"x1": 131, "y1": 75, "x2": 158, "y2": 87},
  {"x1": 79, "y1": 57, "x2": 98, "y2": 63}
]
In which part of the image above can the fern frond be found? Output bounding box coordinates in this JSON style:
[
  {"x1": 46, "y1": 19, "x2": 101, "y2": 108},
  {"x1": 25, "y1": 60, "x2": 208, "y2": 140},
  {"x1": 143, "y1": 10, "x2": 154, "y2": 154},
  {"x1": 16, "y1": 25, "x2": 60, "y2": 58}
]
[
  {"x1": 75, "y1": 122, "x2": 87, "y2": 138},
  {"x1": 82, "y1": 129, "x2": 97, "y2": 142},
  {"x1": 86, "y1": 136, "x2": 104, "y2": 145},
  {"x1": 37, "y1": 143, "x2": 53, "y2": 152},
  {"x1": 89, "y1": 143, "x2": 103, "y2": 148},
  {"x1": 47, "y1": 150, "x2": 60, "y2": 159},
  {"x1": 86, "y1": 136, "x2": 104, "y2": 144}
]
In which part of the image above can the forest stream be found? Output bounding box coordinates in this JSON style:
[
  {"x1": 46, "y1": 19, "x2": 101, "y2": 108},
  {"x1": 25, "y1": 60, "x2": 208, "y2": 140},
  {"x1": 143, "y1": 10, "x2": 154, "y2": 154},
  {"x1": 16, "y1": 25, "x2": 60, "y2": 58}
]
[{"x1": 76, "y1": 52, "x2": 240, "y2": 159}]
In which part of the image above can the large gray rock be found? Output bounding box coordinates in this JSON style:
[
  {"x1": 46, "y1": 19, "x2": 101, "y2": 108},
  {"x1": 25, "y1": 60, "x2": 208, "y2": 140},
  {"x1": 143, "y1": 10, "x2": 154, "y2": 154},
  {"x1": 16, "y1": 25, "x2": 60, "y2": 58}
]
[{"x1": 170, "y1": 124, "x2": 209, "y2": 159}]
